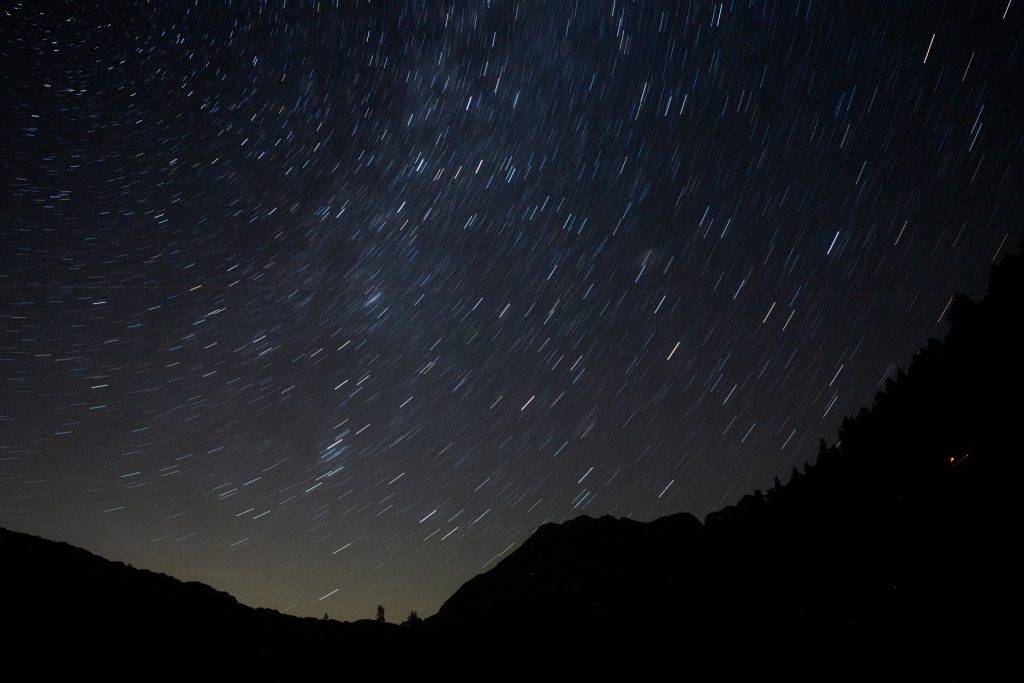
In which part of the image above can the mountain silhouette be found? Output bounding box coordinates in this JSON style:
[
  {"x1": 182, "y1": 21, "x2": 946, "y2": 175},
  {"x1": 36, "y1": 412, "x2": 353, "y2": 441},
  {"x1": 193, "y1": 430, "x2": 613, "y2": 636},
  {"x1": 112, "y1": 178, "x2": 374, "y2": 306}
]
[
  {"x1": 0, "y1": 525, "x2": 408, "y2": 655},
  {"x1": 433, "y1": 247, "x2": 1020, "y2": 644},
  {"x1": 3, "y1": 248, "x2": 1018, "y2": 657}
]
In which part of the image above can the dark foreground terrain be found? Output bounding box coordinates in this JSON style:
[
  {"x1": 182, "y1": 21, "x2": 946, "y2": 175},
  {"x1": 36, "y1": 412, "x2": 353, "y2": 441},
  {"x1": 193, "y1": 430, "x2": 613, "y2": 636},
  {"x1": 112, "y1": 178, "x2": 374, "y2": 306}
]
[
  {"x1": 435, "y1": 254, "x2": 1020, "y2": 642},
  {"x1": 3, "y1": 250, "x2": 1019, "y2": 658}
]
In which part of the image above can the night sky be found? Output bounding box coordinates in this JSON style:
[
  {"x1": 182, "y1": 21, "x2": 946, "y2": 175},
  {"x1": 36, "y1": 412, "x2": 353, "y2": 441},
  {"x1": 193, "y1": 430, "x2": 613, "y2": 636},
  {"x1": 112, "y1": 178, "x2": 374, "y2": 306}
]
[{"x1": 2, "y1": 0, "x2": 1020, "y2": 621}]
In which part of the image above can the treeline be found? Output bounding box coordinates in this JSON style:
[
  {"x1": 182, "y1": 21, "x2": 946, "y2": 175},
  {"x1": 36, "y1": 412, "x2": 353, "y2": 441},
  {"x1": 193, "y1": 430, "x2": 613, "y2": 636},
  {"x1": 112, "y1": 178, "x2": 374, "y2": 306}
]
[
  {"x1": 703, "y1": 247, "x2": 1019, "y2": 632},
  {"x1": 434, "y1": 247, "x2": 1021, "y2": 645}
]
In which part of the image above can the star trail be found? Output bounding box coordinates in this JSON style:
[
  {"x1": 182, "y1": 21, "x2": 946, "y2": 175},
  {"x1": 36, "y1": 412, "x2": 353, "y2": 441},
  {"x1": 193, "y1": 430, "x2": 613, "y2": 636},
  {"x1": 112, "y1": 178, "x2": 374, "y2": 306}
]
[{"x1": 1, "y1": 1, "x2": 1020, "y2": 620}]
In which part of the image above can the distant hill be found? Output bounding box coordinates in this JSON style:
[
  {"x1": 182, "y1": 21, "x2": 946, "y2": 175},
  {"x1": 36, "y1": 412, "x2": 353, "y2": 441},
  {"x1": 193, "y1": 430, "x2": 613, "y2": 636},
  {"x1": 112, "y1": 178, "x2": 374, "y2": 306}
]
[
  {"x1": 3, "y1": 249, "x2": 1019, "y2": 655},
  {"x1": 431, "y1": 512, "x2": 707, "y2": 630},
  {"x1": 0, "y1": 525, "x2": 404, "y2": 653}
]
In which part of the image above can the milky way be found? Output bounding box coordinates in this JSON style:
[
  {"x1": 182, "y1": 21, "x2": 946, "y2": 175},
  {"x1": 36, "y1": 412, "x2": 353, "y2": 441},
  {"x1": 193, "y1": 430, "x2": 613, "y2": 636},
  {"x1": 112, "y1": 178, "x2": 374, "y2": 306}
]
[{"x1": 2, "y1": 0, "x2": 1020, "y2": 619}]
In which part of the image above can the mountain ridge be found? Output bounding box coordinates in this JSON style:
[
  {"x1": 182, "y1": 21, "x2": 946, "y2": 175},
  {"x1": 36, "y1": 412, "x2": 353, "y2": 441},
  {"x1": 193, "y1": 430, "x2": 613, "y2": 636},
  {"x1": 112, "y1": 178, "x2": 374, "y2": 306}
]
[
  {"x1": 3, "y1": 247, "x2": 1019, "y2": 655},
  {"x1": 432, "y1": 248, "x2": 1020, "y2": 639}
]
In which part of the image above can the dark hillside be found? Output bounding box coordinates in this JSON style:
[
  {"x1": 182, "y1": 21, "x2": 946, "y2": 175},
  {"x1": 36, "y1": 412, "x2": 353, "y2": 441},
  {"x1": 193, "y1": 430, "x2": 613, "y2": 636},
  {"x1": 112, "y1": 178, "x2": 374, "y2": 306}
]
[
  {"x1": 434, "y1": 250, "x2": 1021, "y2": 642},
  {"x1": 4, "y1": 251, "x2": 1018, "y2": 655},
  {"x1": 0, "y1": 525, "x2": 405, "y2": 653}
]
